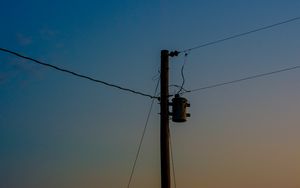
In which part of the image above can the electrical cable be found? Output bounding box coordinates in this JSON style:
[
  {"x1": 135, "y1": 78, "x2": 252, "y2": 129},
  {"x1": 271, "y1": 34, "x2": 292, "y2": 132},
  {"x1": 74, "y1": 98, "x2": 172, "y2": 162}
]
[
  {"x1": 177, "y1": 53, "x2": 188, "y2": 94},
  {"x1": 126, "y1": 79, "x2": 160, "y2": 188},
  {"x1": 0, "y1": 47, "x2": 156, "y2": 99},
  {"x1": 152, "y1": 69, "x2": 161, "y2": 82},
  {"x1": 169, "y1": 127, "x2": 177, "y2": 188},
  {"x1": 181, "y1": 65, "x2": 300, "y2": 94},
  {"x1": 156, "y1": 84, "x2": 189, "y2": 98},
  {"x1": 169, "y1": 84, "x2": 189, "y2": 92},
  {"x1": 180, "y1": 16, "x2": 300, "y2": 53}
]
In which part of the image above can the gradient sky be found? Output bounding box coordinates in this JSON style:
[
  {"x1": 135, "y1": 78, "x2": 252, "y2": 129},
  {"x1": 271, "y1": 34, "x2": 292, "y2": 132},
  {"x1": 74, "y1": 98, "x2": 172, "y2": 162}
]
[{"x1": 1, "y1": 1, "x2": 300, "y2": 188}]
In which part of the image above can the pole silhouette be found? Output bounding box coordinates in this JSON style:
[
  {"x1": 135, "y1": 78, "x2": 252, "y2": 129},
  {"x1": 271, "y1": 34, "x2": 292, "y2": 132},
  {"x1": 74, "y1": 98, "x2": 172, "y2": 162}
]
[{"x1": 160, "y1": 50, "x2": 170, "y2": 188}]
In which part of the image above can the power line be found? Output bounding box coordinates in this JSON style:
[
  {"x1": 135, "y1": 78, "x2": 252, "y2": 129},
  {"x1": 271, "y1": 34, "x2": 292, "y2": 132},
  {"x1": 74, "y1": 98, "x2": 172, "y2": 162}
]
[
  {"x1": 181, "y1": 16, "x2": 300, "y2": 53},
  {"x1": 0, "y1": 47, "x2": 156, "y2": 99},
  {"x1": 177, "y1": 53, "x2": 189, "y2": 94},
  {"x1": 126, "y1": 79, "x2": 159, "y2": 188},
  {"x1": 169, "y1": 84, "x2": 189, "y2": 92},
  {"x1": 169, "y1": 128, "x2": 177, "y2": 188},
  {"x1": 181, "y1": 65, "x2": 300, "y2": 94}
]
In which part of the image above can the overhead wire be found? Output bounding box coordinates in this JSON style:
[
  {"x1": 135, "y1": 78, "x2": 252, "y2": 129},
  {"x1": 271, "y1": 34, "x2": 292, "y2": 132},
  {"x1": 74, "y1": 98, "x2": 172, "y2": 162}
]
[
  {"x1": 177, "y1": 53, "x2": 189, "y2": 94},
  {"x1": 152, "y1": 69, "x2": 161, "y2": 82},
  {"x1": 180, "y1": 65, "x2": 300, "y2": 94},
  {"x1": 3, "y1": 12, "x2": 300, "y2": 188},
  {"x1": 169, "y1": 84, "x2": 189, "y2": 92},
  {"x1": 174, "y1": 16, "x2": 300, "y2": 94},
  {"x1": 0, "y1": 47, "x2": 156, "y2": 99},
  {"x1": 169, "y1": 127, "x2": 177, "y2": 188},
  {"x1": 180, "y1": 16, "x2": 300, "y2": 53},
  {"x1": 126, "y1": 79, "x2": 160, "y2": 188}
]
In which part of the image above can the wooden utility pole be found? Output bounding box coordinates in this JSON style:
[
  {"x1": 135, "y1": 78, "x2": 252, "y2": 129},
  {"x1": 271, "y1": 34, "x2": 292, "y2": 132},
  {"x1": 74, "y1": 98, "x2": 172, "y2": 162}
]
[{"x1": 160, "y1": 50, "x2": 170, "y2": 188}]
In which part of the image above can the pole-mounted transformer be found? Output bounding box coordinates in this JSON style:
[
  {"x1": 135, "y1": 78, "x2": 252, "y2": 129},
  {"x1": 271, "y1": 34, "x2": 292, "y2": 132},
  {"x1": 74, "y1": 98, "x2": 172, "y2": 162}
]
[{"x1": 170, "y1": 94, "x2": 190, "y2": 122}]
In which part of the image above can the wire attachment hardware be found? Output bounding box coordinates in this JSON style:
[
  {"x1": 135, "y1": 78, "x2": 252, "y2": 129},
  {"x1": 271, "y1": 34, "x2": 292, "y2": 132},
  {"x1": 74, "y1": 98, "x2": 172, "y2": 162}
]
[{"x1": 169, "y1": 51, "x2": 180, "y2": 57}]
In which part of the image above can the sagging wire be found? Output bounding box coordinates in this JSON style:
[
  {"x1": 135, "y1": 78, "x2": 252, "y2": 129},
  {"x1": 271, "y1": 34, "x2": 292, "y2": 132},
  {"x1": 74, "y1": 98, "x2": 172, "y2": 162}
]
[
  {"x1": 0, "y1": 47, "x2": 157, "y2": 99},
  {"x1": 177, "y1": 52, "x2": 189, "y2": 94}
]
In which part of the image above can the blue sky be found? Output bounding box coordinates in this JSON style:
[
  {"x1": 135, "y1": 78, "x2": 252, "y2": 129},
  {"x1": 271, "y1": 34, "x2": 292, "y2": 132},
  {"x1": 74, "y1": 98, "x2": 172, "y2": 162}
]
[{"x1": 1, "y1": 1, "x2": 300, "y2": 188}]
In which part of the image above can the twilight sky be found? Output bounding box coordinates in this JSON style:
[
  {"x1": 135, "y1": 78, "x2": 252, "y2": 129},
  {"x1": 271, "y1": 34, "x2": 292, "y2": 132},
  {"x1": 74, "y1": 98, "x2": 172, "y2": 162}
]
[{"x1": 1, "y1": 1, "x2": 300, "y2": 188}]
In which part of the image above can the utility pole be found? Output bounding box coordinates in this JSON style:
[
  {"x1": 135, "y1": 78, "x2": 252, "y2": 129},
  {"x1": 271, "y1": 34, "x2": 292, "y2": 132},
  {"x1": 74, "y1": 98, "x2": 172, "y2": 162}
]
[
  {"x1": 160, "y1": 50, "x2": 170, "y2": 188},
  {"x1": 160, "y1": 49, "x2": 188, "y2": 188}
]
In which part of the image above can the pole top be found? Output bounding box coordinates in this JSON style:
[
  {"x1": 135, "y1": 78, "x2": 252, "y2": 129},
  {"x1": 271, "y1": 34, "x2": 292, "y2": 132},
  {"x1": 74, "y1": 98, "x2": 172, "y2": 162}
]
[
  {"x1": 161, "y1": 50, "x2": 180, "y2": 57},
  {"x1": 169, "y1": 50, "x2": 179, "y2": 57}
]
